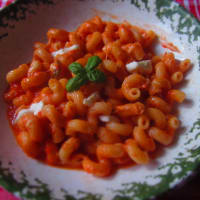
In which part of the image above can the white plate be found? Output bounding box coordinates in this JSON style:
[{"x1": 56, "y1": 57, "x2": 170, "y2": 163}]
[{"x1": 0, "y1": 0, "x2": 200, "y2": 199}]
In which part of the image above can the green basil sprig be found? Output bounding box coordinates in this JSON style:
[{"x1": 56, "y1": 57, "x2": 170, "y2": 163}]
[
  {"x1": 66, "y1": 56, "x2": 106, "y2": 92},
  {"x1": 87, "y1": 69, "x2": 106, "y2": 83},
  {"x1": 85, "y1": 56, "x2": 102, "y2": 71},
  {"x1": 66, "y1": 74, "x2": 88, "y2": 92},
  {"x1": 69, "y1": 63, "x2": 85, "y2": 75}
]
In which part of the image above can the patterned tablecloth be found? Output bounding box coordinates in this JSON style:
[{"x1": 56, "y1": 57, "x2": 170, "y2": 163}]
[{"x1": 0, "y1": 0, "x2": 199, "y2": 199}]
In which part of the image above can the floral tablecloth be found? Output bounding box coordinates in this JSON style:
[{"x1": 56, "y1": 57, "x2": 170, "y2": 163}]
[{"x1": 0, "y1": 0, "x2": 199, "y2": 199}]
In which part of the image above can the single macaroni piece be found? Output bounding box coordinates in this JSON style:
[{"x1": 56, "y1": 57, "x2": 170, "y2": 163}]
[
  {"x1": 66, "y1": 119, "x2": 95, "y2": 135},
  {"x1": 167, "y1": 89, "x2": 186, "y2": 103},
  {"x1": 97, "y1": 143, "x2": 126, "y2": 159},
  {"x1": 122, "y1": 73, "x2": 146, "y2": 101},
  {"x1": 171, "y1": 71, "x2": 183, "y2": 84},
  {"x1": 149, "y1": 127, "x2": 174, "y2": 146},
  {"x1": 106, "y1": 122, "x2": 133, "y2": 136},
  {"x1": 137, "y1": 115, "x2": 150, "y2": 130},
  {"x1": 6, "y1": 64, "x2": 29, "y2": 84},
  {"x1": 58, "y1": 137, "x2": 80, "y2": 164},
  {"x1": 167, "y1": 115, "x2": 180, "y2": 130},
  {"x1": 155, "y1": 62, "x2": 168, "y2": 79},
  {"x1": 86, "y1": 31, "x2": 103, "y2": 52},
  {"x1": 125, "y1": 139, "x2": 149, "y2": 164},
  {"x1": 47, "y1": 28, "x2": 69, "y2": 41},
  {"x1": 28, "y1": 60, "x2": 44, "y2": 76},
  {"x1": 162, "y1": 52, "x2": 177, "y2": 74},
  {"x1": 4, "y1": 16, "x2": 190, "y2": 177},
  {"x1": 146, "y1": 96, "x2": 171, "y2": 113},
  {"x1": 34, "y1": 47, "x2": 53, "y2": 64},
  {"x1": 82, "y1": 157, "x2": 111, "y2": 177},
  {"x1": 146, "y1": 107, "x2": 167, "y2": 129},
  {"x1": 115, "y1": 102, "x2": 145, "y2": 117},
  {"x1": 133, "y1": 127, "x2": 156, "y2": 152}
]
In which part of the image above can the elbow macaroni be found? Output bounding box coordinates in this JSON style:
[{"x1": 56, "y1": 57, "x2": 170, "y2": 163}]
[{"x1": 4, "y1": 16, "x2": 190, "y2": 177}]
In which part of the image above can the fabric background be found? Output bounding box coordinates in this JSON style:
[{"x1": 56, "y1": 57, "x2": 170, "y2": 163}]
[{"x1": 0, "y1": 0, "x2": 199, "y2": 199}]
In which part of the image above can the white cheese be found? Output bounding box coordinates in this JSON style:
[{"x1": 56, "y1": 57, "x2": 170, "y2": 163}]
[
  {"x1": 15, "y1": 101, "x2": 44, "y2": 123},
  {"x1": 99, "y1": 115, "x2": 110, "y2": 122},
  {"x1": 83, "y1": 92, "x2": 100, "y2": 106},
  {"x1": 126, "y1": 61, "x2": 138, "y2": 72},
  {"x1": 126, "y1": 60, "x2": 152, "y2": 74},
  {"x1": 99, "y1": 115, "x2": 119, "y2": 123},
  {"x1": 52, "y1": 44, "x2": 79, "y2": 57}
]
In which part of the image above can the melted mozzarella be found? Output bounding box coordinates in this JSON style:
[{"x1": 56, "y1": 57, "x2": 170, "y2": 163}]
[
  {"x1": 15, "y1": 101, "x2": 44, "y2": 123},
  {"x1": 99, "y1": 115, "x2": 118, "y2": 123},
  {"x1": 99, "y1": 115, "x2": 110, "y2": 122},
  {"x1": 83, "y1": 92, "x2": 100, "y2": 106},
  {"x1": 126, "y1": 60, "x2": 152, "y2": 73},
  {"x1": 126, "y1": 61, "x2": 138, "y2": 72},
  {"x1": 51, "y1": 44, "x2": 79, "y2": 57}
]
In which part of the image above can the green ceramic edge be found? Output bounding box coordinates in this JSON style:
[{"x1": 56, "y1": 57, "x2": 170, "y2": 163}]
[
  {"x1": 0, "y1": 0, "x2": 54, "y2": 39},
  {"x1": 130, "y1": 0, "x2": 150, "y2": 11},
  {"x1": 0, "y1": 162, "x2": 102, "y2": 200},
  {"x1": 0, "y1": 0, "x2": 200, "y2": 200},
  {"x1": 112, "y1": 147, "x2": 200, "y2": 200},
  {"x1": 155, "y1": 0, "x2": 200, "y2": 43}
]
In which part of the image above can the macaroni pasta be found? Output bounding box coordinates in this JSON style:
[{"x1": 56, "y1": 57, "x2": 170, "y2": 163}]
[{"x1": 4, "y1": 16, "x2": 191, "y2": 177}]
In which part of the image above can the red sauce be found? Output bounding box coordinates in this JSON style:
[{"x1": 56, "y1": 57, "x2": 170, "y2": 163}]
[{"x1": 161, "y1": 41, "x2": 181, "y2": 53}]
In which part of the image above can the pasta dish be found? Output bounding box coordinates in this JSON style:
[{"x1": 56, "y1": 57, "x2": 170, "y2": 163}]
[{"x1": 4, "y1": 16, "x2": 191, "y2": 177}]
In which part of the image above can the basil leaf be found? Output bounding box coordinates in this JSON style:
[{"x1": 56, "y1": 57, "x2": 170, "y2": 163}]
[
  {"x1": 66, "y1": 56, "x2": 106, "y2": 92},
  {"x1": 66, "y1": 74, "x2": 88, "y2": 92},
  {"x1": 87, "y1": 69, "x2": 106, "y2": 83},
  {"x1": 69, "y1": 63, "x2": 85, "y2": 75},
  {"x1": 85, "y1": 56, "x2": 102, "y2": 71}
]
